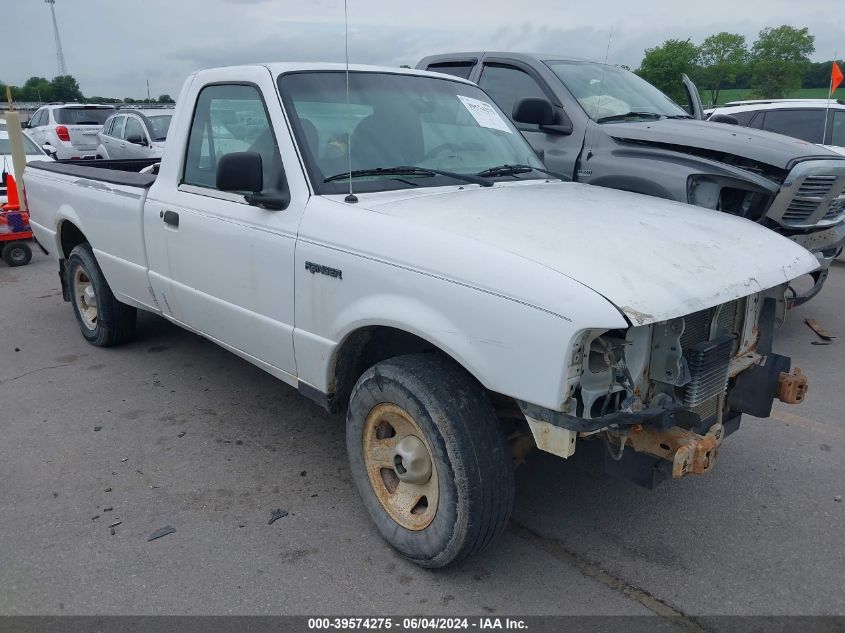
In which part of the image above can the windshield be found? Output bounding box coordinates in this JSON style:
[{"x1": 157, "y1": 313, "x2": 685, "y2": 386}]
[
  {"x1": 278, "y1": 71, "x2": 544, "y2": 194},
  {"x1": 0, "y1": 134, "x2": 43, "y2": 155},
  {"x1": 545, "y1": 61, "x2": 689, "y2": 122},
  {"x1": 55, "y1": 107, "x2": 115, "y2": 125},
  {"x1": 147, "y1": 114, "x2": 172, "y2": 141}
]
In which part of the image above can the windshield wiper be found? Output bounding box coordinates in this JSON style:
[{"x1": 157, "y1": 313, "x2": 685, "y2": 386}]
[
  {"x1": 596, "y1": 111, "x2": 664, "y2": 123},
  {"x1": 475, "y1": 164, "x2": 570, "y2": 181},
  {"x1": 324, "y1": 166, "x2": 492, "y2": 187}
]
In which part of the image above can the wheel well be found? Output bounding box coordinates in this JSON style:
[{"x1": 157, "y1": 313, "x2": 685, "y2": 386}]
[
  {"x1": 330, "y1": 327, "x2": 439, "y2": 411},
  {"x1": 328, "y1": 326, "x2": 530, "y2": 459},
  {"x1": 59, "y1": 221, "x2": 87, "y2": 258}
]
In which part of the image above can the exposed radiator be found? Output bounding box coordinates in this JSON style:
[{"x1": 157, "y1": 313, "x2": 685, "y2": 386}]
[{"x1": 683, "y1": 334, "x2": 734, "y2": 407}]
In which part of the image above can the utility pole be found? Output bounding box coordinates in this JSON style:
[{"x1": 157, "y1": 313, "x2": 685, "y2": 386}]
[
  {"x1": 45, "y1": 0, "x2": 67, "y2": 76},
  {"x1": 146, "y1": 79, "x2": 151, "y2": 103}
]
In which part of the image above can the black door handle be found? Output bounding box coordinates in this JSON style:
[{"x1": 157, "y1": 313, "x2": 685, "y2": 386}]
[{"x1": 162, "y1": 210, "x2": 179, "y2": 227}]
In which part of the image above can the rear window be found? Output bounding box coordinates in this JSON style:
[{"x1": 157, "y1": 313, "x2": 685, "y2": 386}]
[{"x1": 55, "y1": 107, "x2": 115, "y2": 125}]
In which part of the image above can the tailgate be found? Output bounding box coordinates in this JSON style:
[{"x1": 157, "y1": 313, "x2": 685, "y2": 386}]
[
  {"x1": 67, "y1": 125, "x2": 102, "y2": 150},
  {"x1": 55, "y1": 107, "x2": 114, "y2": 149}
]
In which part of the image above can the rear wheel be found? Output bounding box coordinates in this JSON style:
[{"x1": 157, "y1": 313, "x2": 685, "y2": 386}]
[
  {"x1": 1, "y1": 242, "x2": 32, "y2": 267},
  {"x1": 66, "y1": 243, "x2": 136, "y2": 346},
  {"x1": 346, "y1": 354, "x2": 514, "y2": 568}
]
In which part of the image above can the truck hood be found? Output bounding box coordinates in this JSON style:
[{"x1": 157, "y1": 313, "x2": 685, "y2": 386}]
[
  {"x1": 362, "y1": 181, "x2": 818, "y2": 324},
  {"x1": 605, "y1": 119, "x2": 843, "y2": 170}
]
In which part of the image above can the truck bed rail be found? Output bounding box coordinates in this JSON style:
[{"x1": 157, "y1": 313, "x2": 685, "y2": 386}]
[{"x1": 27, "y1": 159, "x2": 159, "y2": 188}]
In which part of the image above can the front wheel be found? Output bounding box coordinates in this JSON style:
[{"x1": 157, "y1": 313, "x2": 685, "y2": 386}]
[
  {"x1": 1, "y1": 242, "x2": 32, "y2": 267},
  {"x1": 346, "y1": 354, "x2": 514, "y2": 568},
  {"x1": 66, "y1": 243, "x2": 137, "y2": 346}
]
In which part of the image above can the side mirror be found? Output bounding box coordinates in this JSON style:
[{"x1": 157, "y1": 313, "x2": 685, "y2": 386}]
[
  {"x1": 513, "y1": 98, "x2": 555, "y2": 126},
  {"x1": 513, "y1": 97, "x2": 573, "y2": 135},
  {"x1": 217, "y1": 151, "x2": 263, "y2": 193},
  {"x1": 216, "y1": 151, "x2": 291, "y2": 210},
  {"x1": 126, "y1": 133, "x2": 147, "y2": 145},
  {"x1": 709, "y1": 113, "x2": 740, "y2": 126}
]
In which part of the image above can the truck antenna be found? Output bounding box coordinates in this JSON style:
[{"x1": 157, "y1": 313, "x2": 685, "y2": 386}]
[
  {"x1": 586, "y1": 25, "x2": 613, "y2": 161},
  {"x1": 343, "y1": 0, "x2": 358, "y2": 203}
]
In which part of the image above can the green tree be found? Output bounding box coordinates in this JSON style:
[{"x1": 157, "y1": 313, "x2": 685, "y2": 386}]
[
  {"x1": 750, "y1": 25, "x2": 815, "y2": 98},
  {"x1": 20, "y1": 77, "x2": 53, "y2": 102},
  {"x1": 157, "y1": 94, "x2": 174, "y2": 103},
  {"x1": 124, "y1": 97, "x2": 137, "y2": 104},
  {"x1": 698, "y1": 32, "x2": 748, "y2": 106},
  {"x1": 50, "y1": 75, "x2": 84, "y2": 102},
  {"x1": 636, "y1": 39, "x2": 700, "y2": 103}
]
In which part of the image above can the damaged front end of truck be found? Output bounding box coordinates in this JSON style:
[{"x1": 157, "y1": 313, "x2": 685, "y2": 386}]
[{"x1": 518, "y1": 286, "x2": 808, "y2": 488}]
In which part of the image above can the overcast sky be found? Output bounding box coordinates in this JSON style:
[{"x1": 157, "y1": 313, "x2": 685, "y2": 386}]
[{"x1": 1, "y1": 0, "x2": 841, "y2": 99}]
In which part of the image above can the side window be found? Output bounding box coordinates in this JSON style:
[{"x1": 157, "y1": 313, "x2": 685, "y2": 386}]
[
  {"x1": 111, "y1": 116, "x2": 126, "y2": 139},
  {"x1": 124, "y1": 116, "x2": 145, "y2": 142},
  {"x1": 747, "y1": 111, "x2": 764, "y2": 128},
  {"x1": 761, "y1": 109, "x2": 825, "y2": 144},
  {"x1": 426, "y1": 62, "x2": 475, "y2": 80},
  {"x1": 478, "y1": 64, "x2": 549, "y2": 131},
  {"x1": 730, "y1": 110, "x2": 757, "y2": 126},
  {"x1": 831, "y1": 111, "x2": 845, "y2": 147},
  {"x1": 183, "y1": 84, "x2": 283, "y2": 191},
  {"x1": 31, "y1": 109, "x2": 45, "y2": 127}
]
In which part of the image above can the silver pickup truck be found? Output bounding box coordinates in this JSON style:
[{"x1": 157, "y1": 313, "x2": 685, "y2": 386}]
[{"x1": 418, "y1": 52, "x2": 845, "y2": 305}]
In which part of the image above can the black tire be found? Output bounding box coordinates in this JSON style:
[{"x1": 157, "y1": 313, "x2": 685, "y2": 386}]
[
  {"x1": 2, "y1": 242, "x2": 32, "y2": 267},
  {"x1": 66, "y1": 243, "x2": 137, "y2": 346},
  {"x1": 346, "y1": 353, "x2": 514, "y2": 568}
]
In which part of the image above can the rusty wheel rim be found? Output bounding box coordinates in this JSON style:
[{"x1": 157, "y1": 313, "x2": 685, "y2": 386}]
[
  {"x1": 72, "y1": 267, "x2": 98, "y2": 331},
  {"x1": 362, "y1": 403, "x2": 439, "y2": 531}
]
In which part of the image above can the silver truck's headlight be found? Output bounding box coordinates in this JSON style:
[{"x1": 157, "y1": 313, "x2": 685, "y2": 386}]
[{"x1": 687, "y1": 175, "x2": 772, "y2": 222}]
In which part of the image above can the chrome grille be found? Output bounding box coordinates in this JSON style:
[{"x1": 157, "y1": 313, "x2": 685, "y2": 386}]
[{"x1": 767, "y1": 161, "x2": 845, "y2": 229}]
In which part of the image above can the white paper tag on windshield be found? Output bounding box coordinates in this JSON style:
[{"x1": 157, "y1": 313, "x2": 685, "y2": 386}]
[{"x1": 457, "y1": 95, "x2": 512, "y2": 134}]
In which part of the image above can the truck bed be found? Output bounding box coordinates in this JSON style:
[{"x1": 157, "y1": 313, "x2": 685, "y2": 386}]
[{"x1": 27, "y1": 158, "x2": 160, "y2": 188}]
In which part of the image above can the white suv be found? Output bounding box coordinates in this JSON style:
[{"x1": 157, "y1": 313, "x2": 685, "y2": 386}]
[
  {"x1": 25, "y1": 104, "x2": 115, "y2": 160},
  {"x1": 706, "y1": 99, "x2": 845, "y2": 156}
]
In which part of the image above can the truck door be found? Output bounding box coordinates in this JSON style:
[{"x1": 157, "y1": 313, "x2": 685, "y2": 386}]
[
  {"x1": 144, "y1": 73, "x2": 304, "y2": 378},
  {"x1": 476, "y1": 62, "x2": 583, "y2": 177}
]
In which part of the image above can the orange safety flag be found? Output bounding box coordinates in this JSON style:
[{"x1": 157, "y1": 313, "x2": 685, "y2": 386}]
[
  {"x1": 833, "y1": 62, "x2": 844, "y2": 94},
  {"x1": 2, "y1": 173, "x2": 20, "y2": 211}
]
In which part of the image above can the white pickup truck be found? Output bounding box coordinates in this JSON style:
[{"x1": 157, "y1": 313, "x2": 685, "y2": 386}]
[{"x1": 24, "y1": 63, "x2": 817, "y2": 568}]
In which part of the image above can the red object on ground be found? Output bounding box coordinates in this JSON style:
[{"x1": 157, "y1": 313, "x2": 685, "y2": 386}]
[
  {"x1": 3, "y1": 173, "x2": 21, "y2": 211},
  {"x1": 1, "y1": 174, "x2": 33, "y2": 243}
]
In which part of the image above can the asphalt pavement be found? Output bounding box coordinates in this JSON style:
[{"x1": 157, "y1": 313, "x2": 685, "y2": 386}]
[{"x1": 1, "y1": 252, "x2": 842, "y2": 624}]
